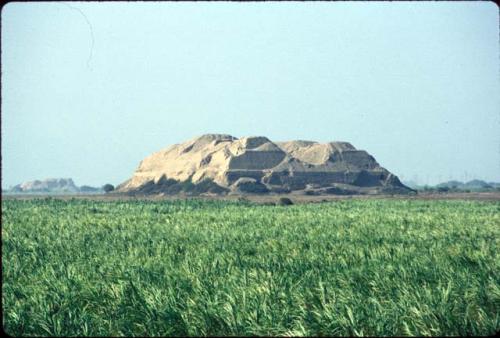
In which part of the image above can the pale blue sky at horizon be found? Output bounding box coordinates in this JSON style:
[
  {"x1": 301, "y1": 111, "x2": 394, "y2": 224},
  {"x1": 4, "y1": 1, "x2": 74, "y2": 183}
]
[{"x1": 2, "y1": 1, "x2": 499, "y2": 188}]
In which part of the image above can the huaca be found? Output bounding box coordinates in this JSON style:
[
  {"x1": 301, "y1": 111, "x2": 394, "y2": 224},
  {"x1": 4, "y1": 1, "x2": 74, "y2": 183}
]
[{"x1": 117, "y1": 134, "x2": 413, "y2": 195}]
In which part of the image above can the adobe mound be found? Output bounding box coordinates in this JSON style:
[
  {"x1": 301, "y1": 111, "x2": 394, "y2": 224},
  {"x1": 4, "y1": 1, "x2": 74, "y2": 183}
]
[
  {"x1": 117, "y1": 134, "x2": 413, "y2": 195},
  {"x1": 10, "y1": 178, "x2": 79, "y2": 193},
  {"x1": 8, "y1": 178, "x2": 104, "y2": 194}
]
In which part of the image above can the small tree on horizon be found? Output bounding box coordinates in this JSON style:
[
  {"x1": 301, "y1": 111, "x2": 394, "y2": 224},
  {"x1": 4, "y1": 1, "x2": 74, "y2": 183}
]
[{"x1": 103, "y1": 184, "x2": 115, "y2": 193}]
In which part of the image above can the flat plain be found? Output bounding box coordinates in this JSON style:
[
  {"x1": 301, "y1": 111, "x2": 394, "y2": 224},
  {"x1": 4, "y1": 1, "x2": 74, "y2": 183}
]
[{"x1": 2, "y1": 197, "x2": 499, "y2": 336}]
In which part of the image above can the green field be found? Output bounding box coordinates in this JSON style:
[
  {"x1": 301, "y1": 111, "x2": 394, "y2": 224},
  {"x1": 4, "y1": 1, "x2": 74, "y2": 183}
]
[{"x1": 2, "y1": 198, "x2": 499, "y2": 336}]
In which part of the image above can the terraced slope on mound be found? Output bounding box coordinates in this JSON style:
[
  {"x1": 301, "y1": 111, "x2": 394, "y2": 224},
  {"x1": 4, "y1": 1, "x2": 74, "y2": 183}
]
[{"x1": 117, "y1": 134, "x2": 413, "y2": 195}]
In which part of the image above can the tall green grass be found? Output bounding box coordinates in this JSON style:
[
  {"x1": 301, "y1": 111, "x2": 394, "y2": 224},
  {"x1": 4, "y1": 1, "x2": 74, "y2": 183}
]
[{"x1": 2, "y1": 198, "x2": 499, "y2": 336}]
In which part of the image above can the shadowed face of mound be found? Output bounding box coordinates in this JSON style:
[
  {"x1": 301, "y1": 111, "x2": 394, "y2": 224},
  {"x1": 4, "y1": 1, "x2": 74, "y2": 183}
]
[{"x1": 117, "y1": 134, "x2": 413, "y2": 195}]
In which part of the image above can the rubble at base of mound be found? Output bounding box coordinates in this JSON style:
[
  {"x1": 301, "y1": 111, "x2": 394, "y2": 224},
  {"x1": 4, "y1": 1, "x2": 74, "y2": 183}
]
[{"x1": 117, "y1": 134, "x2": 414, "y2": 195}]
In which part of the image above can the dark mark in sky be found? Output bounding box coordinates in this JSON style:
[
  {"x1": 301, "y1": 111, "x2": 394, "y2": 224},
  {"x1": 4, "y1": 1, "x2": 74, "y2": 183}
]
[{"x1": 61, "y1": 2, "x2": 94, "y2": 69}]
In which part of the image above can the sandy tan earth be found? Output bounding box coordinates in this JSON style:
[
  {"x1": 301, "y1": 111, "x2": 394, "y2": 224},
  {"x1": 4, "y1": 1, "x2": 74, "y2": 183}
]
[
  {"x1": 4, "y1": 192, "x2": 500, "y2": 203},
  {"x1": 116, "y1": 134, "x2": 412, "y2": 195}
]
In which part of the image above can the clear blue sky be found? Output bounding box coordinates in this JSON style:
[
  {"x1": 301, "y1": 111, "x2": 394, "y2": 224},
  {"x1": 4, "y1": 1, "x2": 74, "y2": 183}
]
[{"x1": 2, "y1": 1, "x2": 499, "y2": 188}]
